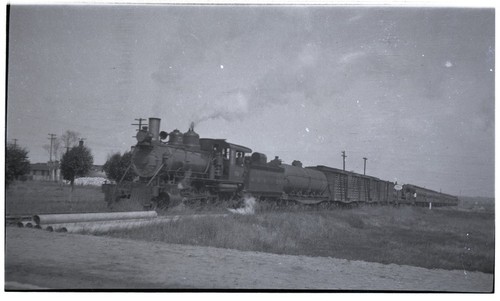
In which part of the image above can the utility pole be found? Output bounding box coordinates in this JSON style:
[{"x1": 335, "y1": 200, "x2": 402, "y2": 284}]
[
  {"x1": 132, "y1": 118, "x2": 147, "y2": 131},
  {"x1": 132, "y1": 118, "x2": 147, "y2": 138},
  {"x1": 48, "y1": 134, "x2": 57, "y2": 182},
  {"x1": 48, "y1": 134, "x2": 57, "y2": 162},
  {"x1": 363, "y1": 157, "x2": 367, "y2": 175},
  {"x1": 12, "y1": 139, "x2": 18, "y2": 146},
  {"x1": 341, "y1": 151, "x2": 347, "y2": 171}
]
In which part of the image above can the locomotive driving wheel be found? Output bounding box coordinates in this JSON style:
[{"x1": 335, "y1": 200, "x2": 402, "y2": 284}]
[
  {"x1": 148, "y1": 199, "x2": 159, "y2": 211},
  {"x1": 151, "y1": 192, "x2": 174, "y2": 210}
]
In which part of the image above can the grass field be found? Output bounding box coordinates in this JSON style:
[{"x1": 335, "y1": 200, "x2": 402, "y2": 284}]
[
  {"x1": 6, "y1": 180, "x2": 114, "y2": 214},
  {"x1": 103, "y1": 205, "x2": 494, "y2": 273},
  {"x1": 5, "y1": 181, "x2": 495, "y2": 274}
]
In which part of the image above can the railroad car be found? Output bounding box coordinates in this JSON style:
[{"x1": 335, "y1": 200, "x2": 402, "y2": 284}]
[
  {"x1": 103, "y1": 117, "x2": 459, "y2": 210},
  {"x1": 400, "y1": 184, "x2": 459, "y2": 207}
]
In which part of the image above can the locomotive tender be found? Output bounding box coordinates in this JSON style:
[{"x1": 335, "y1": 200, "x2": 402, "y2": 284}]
[{"x1": 103, "y1": 117, "x2": 458, "y2": 209}]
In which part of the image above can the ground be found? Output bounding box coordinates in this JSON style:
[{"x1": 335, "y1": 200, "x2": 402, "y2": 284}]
[{"x1": 5, "y1": 227, "x2": 493, "y2": 292}]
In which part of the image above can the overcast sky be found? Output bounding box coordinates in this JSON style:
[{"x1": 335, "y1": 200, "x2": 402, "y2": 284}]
[{"x1": 6, "y1": 5, "x2": 494, "y2": 197}]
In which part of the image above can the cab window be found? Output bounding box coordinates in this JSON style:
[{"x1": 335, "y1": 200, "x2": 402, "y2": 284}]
[{"x1": 235, "y1": 151, "x2": 244, "y2": 166}]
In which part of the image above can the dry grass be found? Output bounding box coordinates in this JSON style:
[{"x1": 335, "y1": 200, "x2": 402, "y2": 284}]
[
  {"x1": 6, "y1": 181, "x2": 110, "y2": 215},
  {"x1": 5, "y1": 181, "x2": 235, "y2": 215},
  {"x1": 458, "y1": 196, "x2": 495, "y2": 211},
  {"x1": 103, "y1": 204, "x2": 494, "y2": 274},
  {"x1": 6, "y1": 181, "x2": 494, "y2": 274}
]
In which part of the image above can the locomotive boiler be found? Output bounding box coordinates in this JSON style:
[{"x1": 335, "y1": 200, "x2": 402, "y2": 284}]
[
  {"x1": 103, "y1": 117, "x2": 459, "y2": 210},
  {"x1": 107, "y1": 117, "x2": 254, "y2": 209}
]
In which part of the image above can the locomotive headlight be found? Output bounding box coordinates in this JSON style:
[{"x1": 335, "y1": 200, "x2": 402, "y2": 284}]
[
  {"x1": 159, "y1": 131, "x2": 168, "y2": 140},
  {"x1": 136, "y1": 130, "x2": 152, "y2": 143}
]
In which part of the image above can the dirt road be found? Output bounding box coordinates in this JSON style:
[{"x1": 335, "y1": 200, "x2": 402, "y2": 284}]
[{"x1": 5, "y1": 227, "x2": 493, "y2": 291}]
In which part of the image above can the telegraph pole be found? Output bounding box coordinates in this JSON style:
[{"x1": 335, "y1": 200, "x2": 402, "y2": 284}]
[
  {"x1": 341, "y1": 151, "x2": 347, "y2": 171},
  {"x1": 132, "y1": 118, "x2": 147, "y2": 138},
  {"x1": 12, "y1": 139, "x2": 18, "y2": 146},
  {"x1": 132, "y1": 118, "x2": 147, "y2": 131},
  {"x1": 363, "y1": 157, "x2": 367, "y2": 175},
  {"x1": 48, "y1": 134, "x2": 57, "y2": 182},
  {"x1": 48, "y1": 134, "x2": 57, "y2": 162}
]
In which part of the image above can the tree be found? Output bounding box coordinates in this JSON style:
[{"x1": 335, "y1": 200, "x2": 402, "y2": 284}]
[
  {"x1": 6, "y1": 143, "x2": 31, "y2": 186},
  {"x1": 103, "y1": 151, "x2": 135, "y2": 182},
  {"x1": 60, "y1": 143, "x2": 94, "y2": 201},
  {"x1": 60, "y1": 130, "x2": 80, "y2": 155}
]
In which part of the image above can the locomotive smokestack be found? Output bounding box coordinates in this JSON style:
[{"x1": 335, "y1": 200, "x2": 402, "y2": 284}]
[{"x1": 148, "y1": 118, "x2": 161, "y2": 141}]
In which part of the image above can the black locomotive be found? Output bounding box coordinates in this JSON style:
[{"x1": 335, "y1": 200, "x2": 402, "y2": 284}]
[{"x1": 103, "y1": 117, "x2": 458, "y2": 210}]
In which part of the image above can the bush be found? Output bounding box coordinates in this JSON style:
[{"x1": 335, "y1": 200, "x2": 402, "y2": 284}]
[
  {"x1": 6, "y1": 143, "x2": 30, "y2": 186},
  {"x1": 60, "y1": 144, "x2": 94, "y2": 185},
  {"x1": 103, "y1": 151, "x2": 135, "y2": 182}
]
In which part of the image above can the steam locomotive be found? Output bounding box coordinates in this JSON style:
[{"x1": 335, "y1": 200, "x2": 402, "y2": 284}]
[{"x1": 103, "y1": 117, "x2": 458, "y2": 210}]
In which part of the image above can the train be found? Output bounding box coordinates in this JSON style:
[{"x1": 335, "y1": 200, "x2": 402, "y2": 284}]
[{"x1": 103, "y1": 117, "x2": 459, "y2": 210}]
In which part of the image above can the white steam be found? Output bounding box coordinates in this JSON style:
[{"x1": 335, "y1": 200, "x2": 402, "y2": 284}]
[{"x1": 228, "y1": 195, "x2": 256, "y2": 215}]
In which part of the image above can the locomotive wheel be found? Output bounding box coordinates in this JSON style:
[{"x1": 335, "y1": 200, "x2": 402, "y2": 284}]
[{"x1": 152, "y1": 193, "x2": 170, "y2": 210}]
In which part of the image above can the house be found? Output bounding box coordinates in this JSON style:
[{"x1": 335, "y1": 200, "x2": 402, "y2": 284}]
[{"x1": 29, "y1": 161, "x2": 60, "y2": 181}]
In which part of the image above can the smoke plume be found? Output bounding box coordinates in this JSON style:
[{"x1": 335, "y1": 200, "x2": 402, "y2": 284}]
[{"x1": 192, "y1": 90, "x2": 249, "y2": 126}]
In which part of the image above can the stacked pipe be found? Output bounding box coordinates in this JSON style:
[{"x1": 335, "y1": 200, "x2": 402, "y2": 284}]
[
  {"x1": 18, "y1": 211, "x2": 167, "y2": 234},
  {"x1": 16, "y1": 212, "x2": 229, "y2": 234},
  {"x1": 17, "y1": 220, "x2": 36, "y2": 228},
  {"x1": 42, "y1": 217, "x2": 182, "y2": 234},
  {"x1": 33, "y1": 211, "x2": 158, "y2": 225}
]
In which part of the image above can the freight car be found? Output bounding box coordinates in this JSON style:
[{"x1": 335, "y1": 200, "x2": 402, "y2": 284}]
[{"x1": 103, "y1": 117, "x2": 458, "y2": 210}]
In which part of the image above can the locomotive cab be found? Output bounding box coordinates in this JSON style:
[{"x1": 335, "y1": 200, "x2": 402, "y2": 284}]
[{"x1": 199, "y1": 138, "x2": 251, "y2": 182}]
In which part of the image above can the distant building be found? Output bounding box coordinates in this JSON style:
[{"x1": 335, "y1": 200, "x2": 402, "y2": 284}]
[
  {"x1": 29, "y1": 161, "x2": 60, "y2": 181},
  {"x1": 29, "y1": 163, "x2": 105, "y2": 181},
  {"x1": 88, "y1": 165, "x2": 106, "y2": 178},
  {"x1": 29, "y1": 163, "x2": 50, "y2": 180}
]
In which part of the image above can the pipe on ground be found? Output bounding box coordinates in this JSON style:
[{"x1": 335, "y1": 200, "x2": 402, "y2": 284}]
[
  {"x1": 17, "y1": 221, "x2": 35, "y2": 228},
  {"x1": 55, "y1": 214, "x2": 229, "y2": 234},
  {"x1": 34, "y1": 211, "x2": 158, "y2": 225},
  {"x1": 42, "y1": 218, "x2": 166, "y2": 233},
  {"x1": 30, "y1": 213, "x2": 228, "y2": 234},
  {"x1": 53, "y1": 216, "x2": 182, "y2": 234}
]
